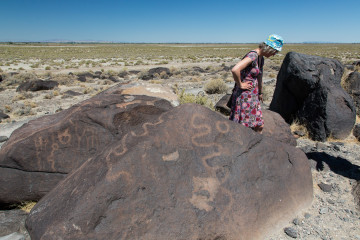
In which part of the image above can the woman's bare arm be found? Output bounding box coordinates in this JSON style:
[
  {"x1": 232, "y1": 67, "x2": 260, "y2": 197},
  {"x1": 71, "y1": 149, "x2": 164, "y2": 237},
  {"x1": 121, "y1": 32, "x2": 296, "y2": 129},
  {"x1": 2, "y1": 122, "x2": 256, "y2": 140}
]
[{"x1": 231, "y1": 57, "x2": 253, "y2": 90}]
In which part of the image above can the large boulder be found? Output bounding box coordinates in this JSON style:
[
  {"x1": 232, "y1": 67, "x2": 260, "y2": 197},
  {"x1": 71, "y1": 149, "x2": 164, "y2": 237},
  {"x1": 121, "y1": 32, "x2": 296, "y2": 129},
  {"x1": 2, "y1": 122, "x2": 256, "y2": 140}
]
[
  {"x1": 141, "y1": 67, "x2": 171, "y2": 80},
  {"x1": 270, "y1": 52, "x2": 356, "y2": 142},
  {"x1": 0, "y1": 87, "x2": 173, "y2": 206},
  {"x1": 16, "y1": 80, "x2": 59, "y2": 92},
  {"x1": 215, "y1": 94, "x2": 296, "y2": 146},
  {"x1": 343, "y1": 71, "x2": 360, "y2": 116},
  {"x1": 25, "y1": 104, "x2": 313, "y2": 240}
]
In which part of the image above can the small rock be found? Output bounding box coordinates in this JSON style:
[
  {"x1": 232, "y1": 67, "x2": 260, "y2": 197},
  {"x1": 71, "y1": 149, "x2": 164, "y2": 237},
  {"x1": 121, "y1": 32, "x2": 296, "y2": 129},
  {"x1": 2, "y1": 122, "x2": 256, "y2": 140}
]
[
  {"x1": 292, "y1": 218, "x2": 300, "y2": 225},
  {"x1": 327, "y1": 199, "x2": 335, "y2": 204},
  {"x1": 316, "y1": 142, "x2": 328, "y2": 150},
  {"x1": 294, "y1": 130, "x2": 305, "y2": 137},
  {"x1": 0, "y1": 136, "x2": 9, "y2": 143},
  {"x1": 284, "y1": 227, "x2": 298, "y2": 238},
  {"x1": 304, "y1": 213, "x2": 311, "y2": 219},
  {"x1": 0, "y1": 232, "x2": 26, "y2": 240},
  {"x1": 318, "y1": 182, "x2": 332, "y2": 192},
  {"x1": 320, "y1": 207, "x2": 328, "y2": 214}
]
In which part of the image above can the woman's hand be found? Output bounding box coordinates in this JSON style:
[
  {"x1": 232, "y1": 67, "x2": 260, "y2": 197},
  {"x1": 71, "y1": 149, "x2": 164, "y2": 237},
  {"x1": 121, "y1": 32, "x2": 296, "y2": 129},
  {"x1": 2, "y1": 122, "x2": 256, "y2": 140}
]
[
  {"x1": 258, "y1": 93, "x2": 263, "y2": 102},
  {"x1": 239, "y1": 81, "x2": 253, "y2": 90}
]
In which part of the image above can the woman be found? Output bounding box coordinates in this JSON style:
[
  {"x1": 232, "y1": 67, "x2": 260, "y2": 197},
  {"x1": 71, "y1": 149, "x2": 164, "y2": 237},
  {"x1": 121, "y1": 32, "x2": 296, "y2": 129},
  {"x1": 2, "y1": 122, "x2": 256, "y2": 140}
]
[{"x1": 229, "y1": 34, "x2": 284, "y2": 133}]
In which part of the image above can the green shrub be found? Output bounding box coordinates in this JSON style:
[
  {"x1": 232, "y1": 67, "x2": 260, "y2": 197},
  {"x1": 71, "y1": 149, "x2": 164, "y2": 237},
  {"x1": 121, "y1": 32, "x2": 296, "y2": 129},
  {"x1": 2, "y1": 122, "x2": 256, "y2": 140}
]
[
  {"x1": 204, "y1": 78, "x2": 228, "y2": 94},
  {"x1": 178, "y1": 89, "x2": 213, "y2": 109},
  {"x1": 45, "y1": 66, "x2": 51, "y2": 70}
]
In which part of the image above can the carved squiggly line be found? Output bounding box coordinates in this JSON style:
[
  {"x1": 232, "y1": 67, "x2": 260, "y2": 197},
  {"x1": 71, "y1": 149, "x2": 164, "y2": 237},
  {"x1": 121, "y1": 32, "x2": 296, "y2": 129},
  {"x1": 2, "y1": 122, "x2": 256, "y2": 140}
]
[
  {"x1": 106, "y1": 134, "x2": 129, "y2": 165},
  {"x1": 115, "y1": 100, "x2": 155, "y2": 109},
  {"x1": 130, "y1": 112, "x2": 166, "y2": 137},
  {"x1": 189, "y1": 114, "x2": 236, "y2": 216}
]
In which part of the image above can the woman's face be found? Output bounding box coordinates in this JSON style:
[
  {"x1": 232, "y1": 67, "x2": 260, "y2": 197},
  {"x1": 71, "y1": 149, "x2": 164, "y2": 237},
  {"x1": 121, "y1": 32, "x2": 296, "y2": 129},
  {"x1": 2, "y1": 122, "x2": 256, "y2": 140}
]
[{"x1": 263, "y1": 50, "x2": 278, "y2": 58}]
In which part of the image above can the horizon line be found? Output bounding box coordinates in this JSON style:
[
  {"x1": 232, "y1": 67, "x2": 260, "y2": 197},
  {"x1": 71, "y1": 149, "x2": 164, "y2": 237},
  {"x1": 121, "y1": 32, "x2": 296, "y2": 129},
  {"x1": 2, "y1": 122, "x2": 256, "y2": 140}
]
[{"x1": 1, "y1": 41, "x2": 360, "y2": 44}]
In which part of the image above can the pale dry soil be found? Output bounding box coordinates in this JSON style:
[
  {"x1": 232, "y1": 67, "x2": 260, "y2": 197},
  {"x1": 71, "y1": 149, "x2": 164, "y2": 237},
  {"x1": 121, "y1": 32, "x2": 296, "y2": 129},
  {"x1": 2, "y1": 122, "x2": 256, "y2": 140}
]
[{"x1": 0, "y1": 60, "x2": 359, "y2": 240}]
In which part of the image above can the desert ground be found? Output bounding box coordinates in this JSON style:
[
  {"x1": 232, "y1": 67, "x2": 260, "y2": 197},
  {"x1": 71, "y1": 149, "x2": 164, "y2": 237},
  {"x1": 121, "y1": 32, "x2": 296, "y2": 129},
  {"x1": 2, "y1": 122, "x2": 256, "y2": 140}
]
[{"x1": 0, "y1": 43, "x2": 359, "y2": 239}]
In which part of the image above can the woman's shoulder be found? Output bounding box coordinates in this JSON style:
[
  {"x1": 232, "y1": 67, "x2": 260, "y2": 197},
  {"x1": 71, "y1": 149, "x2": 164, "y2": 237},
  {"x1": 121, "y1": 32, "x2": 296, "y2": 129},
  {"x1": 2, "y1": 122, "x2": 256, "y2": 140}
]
[{"x1": 246, "y1": 51, "x2": 258, "y2": 61}]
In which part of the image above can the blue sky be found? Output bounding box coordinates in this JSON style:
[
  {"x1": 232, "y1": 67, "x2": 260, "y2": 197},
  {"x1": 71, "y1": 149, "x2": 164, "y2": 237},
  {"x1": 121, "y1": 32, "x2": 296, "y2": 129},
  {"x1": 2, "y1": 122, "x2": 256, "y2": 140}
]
[{"x1": 1, "y1": 0, "x2": 359, "y2": 43}]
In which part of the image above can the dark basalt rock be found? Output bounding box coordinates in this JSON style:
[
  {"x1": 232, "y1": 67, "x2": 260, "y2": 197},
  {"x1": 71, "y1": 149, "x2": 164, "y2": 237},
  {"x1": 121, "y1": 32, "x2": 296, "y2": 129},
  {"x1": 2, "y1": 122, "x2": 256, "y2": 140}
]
[
  {"x1": 214, "y1": 93, "x2": 232, "y2": 115},
  {"x1": 109, "y1": 75, "x2": 120, "y2": 82},
  {"x1": 343, "y1": 71, "x2": 360, "y2": 116},
  {"x1": 118, "y1": 71, "x2": 129, "y2": 78},
  {"x1": 270, "y1": 52, "x2": 356, "y2": 142},
  {"x1": 141, "y1": 67, "x2": 171, "y2": 80},
  {"x1": 353, "y1": 124, "x2": 360, "y2": 141},
  {"x1": 129, "y1": 70, "x2": 140, "y2": 75},
  {"x1": 0, "y1": 111, "x2": 10, "y2": 123},
  {"x1": 192, "y1": 66, "x2": 206, "y2": 73},
  {"x1": 77, "y1": 72, "x2": 94, "y2": 82},
  {"x1": 62, "y1": 90, "x2": 82, "y2": 97},
  {"x1": 0, "y1": 90, "x2": 173, "y2": 205},
  {"x1": 16, "y1": 80, "x2": 59, "y2": 92},
  {"x1": 25, "y1": 104, "x2": 313, "y2": 240},
  {"x1": 353, "y1": 60, "x2": 360, "y2": 66}
]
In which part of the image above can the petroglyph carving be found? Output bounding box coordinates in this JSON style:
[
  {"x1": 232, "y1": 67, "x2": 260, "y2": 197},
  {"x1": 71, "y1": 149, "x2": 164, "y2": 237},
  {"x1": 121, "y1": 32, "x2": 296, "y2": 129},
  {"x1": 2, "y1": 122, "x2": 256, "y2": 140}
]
[
  {"x1": 216, "y1": 121, "x2": 230, "y2": 134},
  {"x1": 162, "y1": 150, "x2": 179, "y2": 161},
  {"x1": 189, "y1": 114, "x2": 235, "y2": 217},
  {"x1": 130, "y1": 113, "x2": 165, "y2": 137},
  {"x1": 116, "y1": 100, "x2": 155, "y2": 109},
  {"x1": 58, "y1": 128, "x2": 71, "y2": 145},
  {"x1": 189, "y1": 177, "x2": 220, "y2": 211}
]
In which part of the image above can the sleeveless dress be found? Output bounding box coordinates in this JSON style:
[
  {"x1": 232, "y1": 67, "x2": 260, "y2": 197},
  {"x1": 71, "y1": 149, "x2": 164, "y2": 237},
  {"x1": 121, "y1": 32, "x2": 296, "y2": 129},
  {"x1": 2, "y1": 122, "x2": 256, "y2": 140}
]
[{"x1": 229, "y1": 51, "x2": 264, "y2": 128}]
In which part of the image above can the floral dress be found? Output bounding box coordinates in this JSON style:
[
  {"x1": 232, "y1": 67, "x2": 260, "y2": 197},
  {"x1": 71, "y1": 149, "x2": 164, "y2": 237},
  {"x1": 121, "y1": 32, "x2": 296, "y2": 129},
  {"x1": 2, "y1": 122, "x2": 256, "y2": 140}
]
[{"x1": 229, "y1": 51, "x2": 264, "y2": 128}]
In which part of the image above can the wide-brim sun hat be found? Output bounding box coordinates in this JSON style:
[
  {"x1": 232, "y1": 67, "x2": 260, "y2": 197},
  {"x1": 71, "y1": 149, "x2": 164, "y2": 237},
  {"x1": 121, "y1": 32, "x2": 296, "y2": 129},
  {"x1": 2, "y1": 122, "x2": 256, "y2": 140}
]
[{"x1": 265, "y1": 34, "x2": 284, "y2": 51}]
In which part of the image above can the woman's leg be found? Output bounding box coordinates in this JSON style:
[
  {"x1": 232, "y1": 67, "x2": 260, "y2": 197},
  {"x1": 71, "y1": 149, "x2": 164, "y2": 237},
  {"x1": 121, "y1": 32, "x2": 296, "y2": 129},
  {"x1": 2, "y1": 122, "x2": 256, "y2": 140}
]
[{"x1": 254, "y1": 124, "x2": 264, "y2": 133}]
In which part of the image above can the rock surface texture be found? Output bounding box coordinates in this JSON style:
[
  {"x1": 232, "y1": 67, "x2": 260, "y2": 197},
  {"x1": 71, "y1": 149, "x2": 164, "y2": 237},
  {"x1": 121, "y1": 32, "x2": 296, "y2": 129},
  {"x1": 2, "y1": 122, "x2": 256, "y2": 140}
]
[
  {"x1": 270, "y1": 52, "x2": 356, "y2": 142},
  {"x1": 16, "y1": 80, "x2": 59, "y2": 92},
  {"x1": 26, "y1": 104, "x2": 313, "y2": 240},
  {"x1": 343, "y1": 71, "x2": 360, "y2": 116},
  {"x1": 0, "y1": 87, "x2": 173, "y2": 205}
]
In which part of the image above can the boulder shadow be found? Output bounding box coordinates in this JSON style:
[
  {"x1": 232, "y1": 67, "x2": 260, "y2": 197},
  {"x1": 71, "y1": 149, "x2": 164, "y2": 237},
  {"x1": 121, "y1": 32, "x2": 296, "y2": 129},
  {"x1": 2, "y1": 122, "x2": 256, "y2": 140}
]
[{"x1": 306, "y1": 151, "x2": 360, "y2": 181}]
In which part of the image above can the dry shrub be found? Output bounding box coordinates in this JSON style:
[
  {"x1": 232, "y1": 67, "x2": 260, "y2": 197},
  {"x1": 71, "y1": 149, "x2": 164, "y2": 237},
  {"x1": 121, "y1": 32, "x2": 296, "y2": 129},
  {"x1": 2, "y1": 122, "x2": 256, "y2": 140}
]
[
  {"x1": 44, "y1": 92, "x2": 54, "y2": 99},
  {"x1": 51, "y1": 73, "x2": 76, "y2": 85},
  {"x1": 170, "y1": 66, "x2": 178, "y2": 74},
  {"x1": 268, "y1": 72, "x2": 277, "y2": 78},
  {"x1": 2, "y1": 72, "x2": 37, "y2": 86},
  {"x1": 83, "y1": 87, "x2": 94, "y2": 94},
  {"x1": 204, "y1": 78, "x2": 228, "y2": 94},
  {"x1": 53, "y1": 90, "x2": 60, "y2": 96},
  {"x1": 290, "y1": 120, "x2": 309, "y2": 138},
  {"x1": 24, "y1": 100, "x2": 37, "y2": 108},
  {"x1": 149, "y1": 80, "x2": 163, "y2": 84},
  {"x1": 159, "y1": 71, "x2": 168, "y2": 79},
  {"x1": 19, "y1": 201, "x2": 37, "y2": 213},
  {"x1": 327, "y1": 133, "x2": 359, "y2": 144},
  {"x1": 262, "y1": 85, "x2": 274, "y2": 103},
  {"x1": 177, "y1": 89, "x2": 213, "y2": 110},
  {"x1": 12, "y1": 92, "x2": 33, "y2": 101},
  {"x1": 14, "y1": 105, "x2": 35, "y2": 116},
  {"x1": 4, "y1": 105, "x2": 12, "y2": 113},
  {"x1": 106, "y1": 70, "x2": 118, "y2": 76},
  {"x1": 189, "y1": 77, "x2": 202, "y2": 82},
  {"x1": 153, "y1": 73, "x2": 160, "y2": 79}
]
